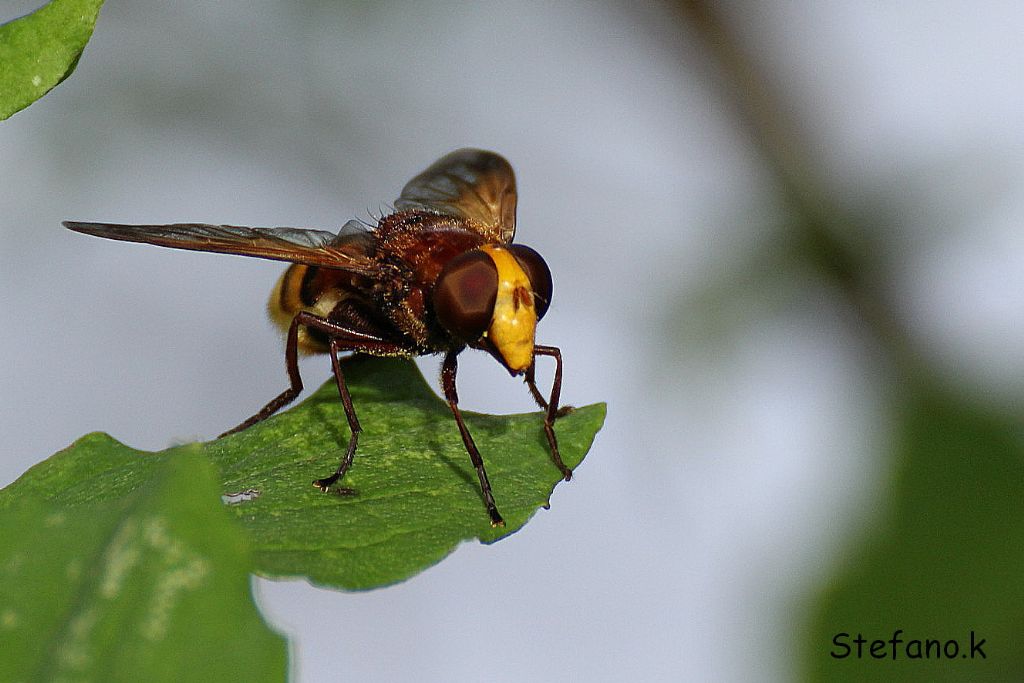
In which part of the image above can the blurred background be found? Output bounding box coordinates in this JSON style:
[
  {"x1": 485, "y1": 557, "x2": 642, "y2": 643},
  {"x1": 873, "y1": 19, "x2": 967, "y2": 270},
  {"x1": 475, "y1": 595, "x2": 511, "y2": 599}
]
[{"x1": 4, "y1": 1, "x2": 1024, "y2": 680}]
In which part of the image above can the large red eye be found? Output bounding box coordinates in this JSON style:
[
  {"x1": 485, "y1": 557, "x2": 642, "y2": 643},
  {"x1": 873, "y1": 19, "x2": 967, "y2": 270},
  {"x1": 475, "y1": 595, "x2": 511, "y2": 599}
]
[
  {"x1": 432, "y1": 250, "x2": 498, "y2": 342},
  {"x1": 509, "y1": 244, "x2": 552, "y2": 319}
]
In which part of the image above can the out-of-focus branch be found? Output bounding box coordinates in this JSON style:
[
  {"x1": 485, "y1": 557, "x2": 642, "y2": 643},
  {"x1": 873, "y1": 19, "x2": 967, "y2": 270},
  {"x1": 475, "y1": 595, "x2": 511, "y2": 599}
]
[{"x1": 676, "y1": 1, "x2": 913, "y2": 365}]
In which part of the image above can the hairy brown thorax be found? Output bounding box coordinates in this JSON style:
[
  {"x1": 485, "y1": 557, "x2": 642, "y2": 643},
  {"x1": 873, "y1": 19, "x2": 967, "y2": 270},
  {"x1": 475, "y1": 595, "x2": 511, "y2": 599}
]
[{"x1": 271, "y1": 211, "x2": 489, "y2": 354}]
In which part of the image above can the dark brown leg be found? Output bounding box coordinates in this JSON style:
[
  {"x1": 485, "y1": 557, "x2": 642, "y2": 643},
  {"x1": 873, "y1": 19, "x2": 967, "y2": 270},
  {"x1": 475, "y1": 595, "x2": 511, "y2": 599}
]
[
  {"x1": 525, "y1": 356, "x2": 574, "y2": 417},
  {"x1": 220, "y1": 311, "x2": 407, "y2": 493},
  {"x1": 524, "y1": 362, "x2": 549, "y2": 410},
  {"x1": 442, "y1": 350, "x2": 505, "y2": 527},
  {"x1": 311, "y1": 338, "x2": 363, "y2": 491},
  {"x1": 526, "y1": 345, "x2": 571, "y2": 481},
  {"x1": 219, "y1": 312, "x2": 307, "y2": 437}
]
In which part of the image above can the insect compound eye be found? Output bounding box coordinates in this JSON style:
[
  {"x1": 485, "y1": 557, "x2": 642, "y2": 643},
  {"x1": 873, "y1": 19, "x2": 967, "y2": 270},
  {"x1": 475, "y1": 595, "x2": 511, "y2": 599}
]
[
  {"x1": 508, "y1": 245, "x2": 552, "y2": 320},
  {"x1": 432, "y1": 250, "x2": 498, "y2": 342}
]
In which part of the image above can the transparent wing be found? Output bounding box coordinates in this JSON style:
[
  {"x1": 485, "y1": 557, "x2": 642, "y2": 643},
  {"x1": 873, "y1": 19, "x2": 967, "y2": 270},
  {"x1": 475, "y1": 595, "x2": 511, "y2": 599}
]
[
  {"x1": 394, "y1": 148, "x2": 517, "y2": 243},
  {"x1": 63, "y1": 220, "x2": 378, "y2": 273},
  {"x1": 333, "y1": 219, "x2": 377, "y2": 259}
]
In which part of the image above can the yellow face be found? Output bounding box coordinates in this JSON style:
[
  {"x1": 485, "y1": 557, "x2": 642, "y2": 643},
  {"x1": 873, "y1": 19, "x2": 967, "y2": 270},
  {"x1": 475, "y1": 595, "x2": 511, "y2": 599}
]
[{"x1": 480, "y1": 245, "x2": 537, "y2": 373}]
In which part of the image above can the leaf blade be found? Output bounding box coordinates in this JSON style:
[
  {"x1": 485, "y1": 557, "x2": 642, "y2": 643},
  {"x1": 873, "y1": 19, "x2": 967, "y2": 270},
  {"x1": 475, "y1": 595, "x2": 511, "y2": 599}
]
[
  {"x1": 803, "y1": 381, "x2": 1024, "y2": 681},
  {"x1": 0, "y1": 0, "x2": 104, "y2": 121},
  {"x1": 3, "y1": 358, "x2": 606, "y2": 590},
  {"x1": 0, "y1": 450, "x2": 288, "y2": 682}
]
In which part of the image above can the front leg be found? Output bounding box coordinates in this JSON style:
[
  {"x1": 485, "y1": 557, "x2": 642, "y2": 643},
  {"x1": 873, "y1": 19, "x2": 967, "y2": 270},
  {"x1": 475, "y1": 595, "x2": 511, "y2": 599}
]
[
  {"x1": 442, "y1": 350, "x2": 505, "y2": 527},
  {"x1": 525, "y1": 345, "x2": 572, "y2": 481},
  {"x1": 524, "y1": 360, "x2": 574, "y2": 418}
]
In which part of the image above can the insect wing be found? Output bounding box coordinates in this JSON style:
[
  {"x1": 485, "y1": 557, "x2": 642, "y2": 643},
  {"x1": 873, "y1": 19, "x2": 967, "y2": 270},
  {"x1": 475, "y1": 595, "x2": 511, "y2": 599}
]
[
  {"x1": 332, "y1": 219, "x2": 377, "y2": 258},
  {"x1": 394, "y1": 148, "x2": 517, "y2": 243},
  {"x1": 63, "y1": 221, "x2": 377, "y2": 273}
]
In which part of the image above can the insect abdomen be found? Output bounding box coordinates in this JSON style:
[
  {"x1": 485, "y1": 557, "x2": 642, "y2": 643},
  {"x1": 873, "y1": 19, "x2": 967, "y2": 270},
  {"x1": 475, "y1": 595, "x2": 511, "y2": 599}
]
[{"x1": 268, "y1": 264, "x2": 333, "y2": 353}]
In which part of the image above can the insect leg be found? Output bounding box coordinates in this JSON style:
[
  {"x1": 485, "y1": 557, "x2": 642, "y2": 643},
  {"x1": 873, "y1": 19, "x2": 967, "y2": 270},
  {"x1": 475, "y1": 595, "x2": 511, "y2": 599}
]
[
  {"x1": 525, "y1": 354, "x2": 573, "y2": 418},
  {"x1": 442, "y1": 350, "x2": 505, "y2": 527},
  {"x1": 276, "y1": 313, "x2": 406, "y2": 492},
  {"x1": 220, "y1": 311, "x2": 307, "y2": 437},
  {"x1": 220, "y1": 309, "x2": 402, "y2": 509},
  {"x1": 310, "y1": 337, "x2": 363, "y2": 491},
  {"x1": 524, "y1": 362, "x2": 549, "y2": 410},
  {"x1": 527, "y1": 345, "x2": 572, "y2": 481}
]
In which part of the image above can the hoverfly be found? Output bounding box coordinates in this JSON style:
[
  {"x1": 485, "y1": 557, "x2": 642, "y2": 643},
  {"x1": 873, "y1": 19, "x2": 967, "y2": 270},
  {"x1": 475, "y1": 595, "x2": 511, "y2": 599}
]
[{"x1": 65, "y1": 149, "x2": 569, "y2": 526}]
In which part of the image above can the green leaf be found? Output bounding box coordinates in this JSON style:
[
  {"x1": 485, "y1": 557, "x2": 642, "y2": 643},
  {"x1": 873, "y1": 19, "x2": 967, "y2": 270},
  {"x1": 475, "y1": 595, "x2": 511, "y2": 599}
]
[
  {"x1": 0, "y1": 450, "x2": 287, "y2": 682},
  {"x1": 0, "y1": 0, "x2": 104, "y2": 121},
  {"x1": 3, "y1": 357, "x2": 606, "y2": 590},
  {"x1": 804, "y1": 380, "x2": 1024, "y2": 681}
]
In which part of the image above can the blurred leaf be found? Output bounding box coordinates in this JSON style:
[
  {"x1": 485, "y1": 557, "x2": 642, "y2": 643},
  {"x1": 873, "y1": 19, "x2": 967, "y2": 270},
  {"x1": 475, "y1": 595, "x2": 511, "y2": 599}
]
[
  {"x1": 663, "y1": 213, "x2": 847, "y2": 361},
  {"x1": 805, "y1": 380, "x2": 1024, "y2": 681},
  {"x1": 3, "y1": 357, "x2": 606, "y2": 590},
  {"x1": 0, "y1": 450, "x2": 287, "y2": 682},
  {"x1": 0, "y1": 0, "x2": 104, "y2": 121},
  {"x1": 666, "y1": 243, "x2": 802, "y2": 353}
]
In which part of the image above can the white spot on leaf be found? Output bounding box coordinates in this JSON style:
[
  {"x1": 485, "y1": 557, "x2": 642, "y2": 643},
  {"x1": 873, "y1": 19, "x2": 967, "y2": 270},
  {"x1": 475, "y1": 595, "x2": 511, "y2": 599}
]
[
  {"x1": 142, "y1": 557, "x2": 211, "y2": 641},
  {"x1": 138, "y1": 516, "x2": 212, "y2": 641},
  {"x1": 222, "y1": 488, "x2": 260, "y2": 504},
  {"x1": 44, "y1": 511, "x2": 67, "y2": 527},
  {"x1": 100, "y1": 519, "x2": 141, "y2": 598},
  {"x1": 66, "y1": 558, "x2": 82, "y2": 581},
  {"x1": 0, "y1": 609, "x2": 18, "y2": 629},
  {"x1": 57, "y1": 606, "x2": 99, "y2": 671}
]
